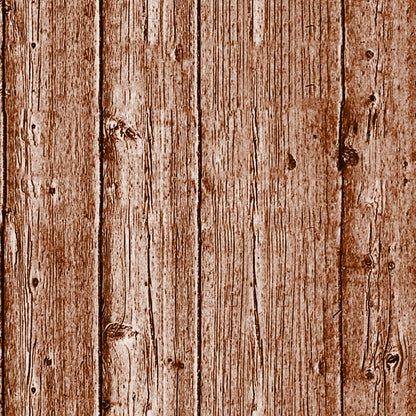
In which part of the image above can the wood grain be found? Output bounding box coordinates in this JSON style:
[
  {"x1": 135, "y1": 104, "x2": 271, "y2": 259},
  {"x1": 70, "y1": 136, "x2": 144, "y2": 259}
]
[
  {"x1": 101, "y1": 0, "x2": 198, "y2": 414},
  {"x1": 1, "y1": 0, "x2": 415, "y2": 414},
  {"x1": 341, "y1": 0, "x2": 416, "y2": 414},
  {"x1": 3, "y1": 0, "x2": 100, "y2": 413},
  {"x1": 199, "y1": 0, "x2": 343, "y2": 414}
]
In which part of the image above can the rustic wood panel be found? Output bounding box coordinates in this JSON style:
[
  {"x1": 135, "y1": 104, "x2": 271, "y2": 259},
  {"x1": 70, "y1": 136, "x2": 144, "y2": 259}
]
[
  {"x1": 199, "y1": 0, "x2": 343, "y2": 415},
  {"x1": 3, "y1": 0, "x2": 100, "y2": 413},
  {"x1": 1, "y1": 0, "x2": 415, "y2": 414},
  {"x1": 341, "y1": 1, "x2": 416, "y2": 414},
  {"x1": 101, "y1": 0, "x2": 198, "y2": 414},
  {"x1": 0, "y1": 5, "x2": 3, "y2": 410}
]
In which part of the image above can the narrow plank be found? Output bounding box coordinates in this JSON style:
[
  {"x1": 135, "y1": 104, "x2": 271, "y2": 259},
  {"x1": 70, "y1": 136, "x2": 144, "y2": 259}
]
[
  {"x1": 200, "y1": 0, "x2": 343, "y2": 414},
  {"x1": 101, "y1": 0, "x2": 198, "y2": 414},
  {"x1": 342, "y1": 1, "x2": 416, "y2": 414},
  {"x1": 0, "y1": 5, "x2": 4, "y2": 410},
  {"x1": 3, "y1": 0, "x2": 100, "y2": 413}
]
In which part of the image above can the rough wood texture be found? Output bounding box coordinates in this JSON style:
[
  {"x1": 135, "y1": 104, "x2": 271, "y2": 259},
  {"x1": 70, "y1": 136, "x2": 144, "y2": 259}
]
[
  {"x1": 199, "y1": 0, "x2": 343, "y2": 414},
  {"x1": 3, "y1": 0, "x2": 100, "y2": 413},
  {"x1": 101, "y1": 0, "x2": 198, "y2": 414},
  {"x1": 341, "y1": 0, "x2": 416, "y2": 414},
  {"x1": 1, "y1": 0, "x2": 416, "y2": 414}
]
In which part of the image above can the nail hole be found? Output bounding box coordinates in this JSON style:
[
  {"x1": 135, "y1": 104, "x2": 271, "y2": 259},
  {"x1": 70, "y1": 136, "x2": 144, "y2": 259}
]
[
  {"x1": 32, "y1": 278, "x2": 39, "y2": 287},
  {"x1": 31, "y1": 124, "x2": 36, "y2": 130},
  {"x1": 44, "y1": 358, "x2": 52, "y2": 366},
  {"x1": 369, "y1": 94, "x2": 377, "y2": 102},
  {"x1": 49, "y1": 187, "x2": 56, "y2": 195},
  {"x1": 31, "y1": 387, "x2": 36, "y2": 393},
  {"x1": 365, "y1": 369, "x2": 374, "y2": 380},
  {"x1": 31, "y1": 42, "x2": 36, "y2": 49},
  {"x1": 388, "y1": 261, "x2": 395, "y2": 271}
]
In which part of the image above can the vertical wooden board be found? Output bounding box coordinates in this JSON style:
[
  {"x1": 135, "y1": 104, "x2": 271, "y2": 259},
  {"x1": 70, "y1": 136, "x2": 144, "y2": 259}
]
[
  {"x1": 200, "y1": 0, "x2": 343, "y2": 415},
  {"x1": 3, "y1": 0, "x2": 99, "y2": 414},
  {"x1": 101, "y1": 0, "x2": 198, "y2": 414},
  {"x1": 342, "y1": 1, "x2": 416, "y2": 414},
  {"x1": 0, "y1": 6, "x2": 3, "y2": 409}
]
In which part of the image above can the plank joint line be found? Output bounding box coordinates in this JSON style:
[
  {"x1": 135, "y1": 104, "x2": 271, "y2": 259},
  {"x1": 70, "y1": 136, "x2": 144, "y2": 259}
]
[
  {"x1": 338, "y1": 0, "x2": 346, "y2": 413},
  {"x1": 98, "y1": 0, "x2": 104, "y2": 412},
  {"x1": 195, "y1": 0, "x2": 202, "y2": 412}
]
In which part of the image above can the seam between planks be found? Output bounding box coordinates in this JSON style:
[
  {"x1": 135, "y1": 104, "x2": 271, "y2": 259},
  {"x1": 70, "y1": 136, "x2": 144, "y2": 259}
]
[
  {"x1": 195, "y1": 0, "x2": 202, "y2": 413},
  {"x1": 98, "y1": 0, "x2": 104, "y2": 412},
  {"x1": 1, "y1": 0, "x2": 7, "y2": 413},
  {"x1": 338, "y1": 0, "x2": 346, "y2": 414}
]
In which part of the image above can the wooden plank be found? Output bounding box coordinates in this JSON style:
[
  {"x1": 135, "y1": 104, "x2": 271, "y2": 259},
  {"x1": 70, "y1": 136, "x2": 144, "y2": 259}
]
[
  {"x1": 3, "y1": 0, "x2": 100, "y2": 413},
  {"x1": 341, "y1": 1, "x2": 416, "y2": 414},
  {"x1": 0, "y1": 6, "x2": 3, "y2": 411},
  {"x1": 101, "y1": 0, "x2": 198, "y2": 414},
  {"x1": 200, "y1": 0, "x2": 343, "y2": 414}
]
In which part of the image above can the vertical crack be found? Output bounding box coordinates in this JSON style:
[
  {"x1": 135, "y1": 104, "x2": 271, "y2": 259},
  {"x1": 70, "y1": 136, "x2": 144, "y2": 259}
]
[
  {"x1": 338, "y1": 0, "x2": 346, "y2": 414},
  {"x1": 98, "y1": 0, "x2": 104, "y2": 412}
]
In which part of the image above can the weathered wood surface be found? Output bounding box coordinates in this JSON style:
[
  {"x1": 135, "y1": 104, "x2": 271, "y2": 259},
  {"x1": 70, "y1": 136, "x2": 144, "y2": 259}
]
[
  {"x1": 0, "y1": 0, "x2": 415, "y2": 414},
  {"x1": 101, "y1": 0, "x2": 198, "y2": 414},
  {"x1": 199, "y1": 0, "x2": 343, "y2": 415},
  {"x1": 3, "y1": 0, "x2": 100, "y2": 414},
  {"x1": 341, "y1": 1, "x2": 416, "y2": 414}
]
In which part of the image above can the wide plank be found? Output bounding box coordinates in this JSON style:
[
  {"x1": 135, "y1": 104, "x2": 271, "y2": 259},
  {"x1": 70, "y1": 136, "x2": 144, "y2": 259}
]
[
  {"x1": 3, "y1": 0, "x2": 100, "y2": 413},
  {"x1": 341, "y1": 1, "x2": 416, "y2": 414},
  {"x1": 200, "y1": 0, "x2": 343, "y2": 414},
  {"x1": 101, "y1": 0, "x2": 198, "y2": 414}
]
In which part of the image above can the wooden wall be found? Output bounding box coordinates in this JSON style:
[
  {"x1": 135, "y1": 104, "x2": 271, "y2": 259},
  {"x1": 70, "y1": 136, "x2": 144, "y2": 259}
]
[{"x1": 1, "y1": 0, "x2": 415, "y2": 414}]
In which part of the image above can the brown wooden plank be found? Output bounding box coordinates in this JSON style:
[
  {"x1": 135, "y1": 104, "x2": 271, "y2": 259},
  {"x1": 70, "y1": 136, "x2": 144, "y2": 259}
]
[
  {"x1": 341, "y1": 1, "x2": 416, "y2": 414},
  {"x1": 3, "y1": 0, "x2": 100, "y2": 413},
  {"x1": 101, "y1": 0, "x2": 198, "y2": 414},
  {"x1": 200, "y1": 0, "x2": 343, "y2": 414},
  {"x1": 0, "y1": 6, "x2": 3, "y2": 410}
]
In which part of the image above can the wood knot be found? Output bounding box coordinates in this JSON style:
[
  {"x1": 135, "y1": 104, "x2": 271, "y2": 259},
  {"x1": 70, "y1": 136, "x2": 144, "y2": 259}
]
[
  {"x1": 366, "y1": 50, "x2": 374, "y2": 59},
  {"x1": 287, "y1": 153, "x2": 296, "y2": 170},
  {"x1": 386, "y1": 352, "x2": 401, "y2": 374},
  {"x1": 363, "y1": 254, "x2": 373, "y2": 269},
  {"x1": 174, "y1": 45, "x2": 183, "y2": 62},
  {"x1": 167, "y1": 358, "x2": 185, "y2": 369},
  {"x1": 340, "y1": 146, "x2": 359, "y2": 169},
  {"x1": 104, "y1": 323, "x2": 138, "y2": 340},
  {"x1": 101, "y1": 400, "x2": 110, "y2": 410},
  {"x1": 106, "y1": 119, "x2": 141, "y2": 141}
]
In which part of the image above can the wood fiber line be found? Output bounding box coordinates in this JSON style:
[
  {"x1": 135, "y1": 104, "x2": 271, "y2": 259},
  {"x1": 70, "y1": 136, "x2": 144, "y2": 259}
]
[
  {"x1": 200, "y1": 0, "x2": 343, "y2": 414},
  {"x1": 0, "y1": 3, "x2": 4, "y2": 412},
  {"x1": 2, "y1": 0, "x2": 100, "y2": 414},
  {"x1": 341, "y1": 1, "x2": 416, "y2": 414},
  {"x1": 101, "y1": 0, "x2": 198, "y2": 414}
]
